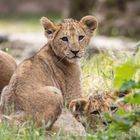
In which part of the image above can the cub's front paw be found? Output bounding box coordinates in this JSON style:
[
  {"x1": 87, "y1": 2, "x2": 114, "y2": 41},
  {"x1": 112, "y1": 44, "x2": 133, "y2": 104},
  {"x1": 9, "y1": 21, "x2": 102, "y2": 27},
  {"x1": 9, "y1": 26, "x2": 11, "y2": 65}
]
[{"x1": 69, "y1": 98, "x2": 89, "y2": 120}]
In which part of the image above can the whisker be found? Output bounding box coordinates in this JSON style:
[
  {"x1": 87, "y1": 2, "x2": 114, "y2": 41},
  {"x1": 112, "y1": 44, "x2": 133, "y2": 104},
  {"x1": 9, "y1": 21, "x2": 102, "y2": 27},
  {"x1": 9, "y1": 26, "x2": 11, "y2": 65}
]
[{"x1": 56, "y1": 56, "x2": 66, "y2": 64}]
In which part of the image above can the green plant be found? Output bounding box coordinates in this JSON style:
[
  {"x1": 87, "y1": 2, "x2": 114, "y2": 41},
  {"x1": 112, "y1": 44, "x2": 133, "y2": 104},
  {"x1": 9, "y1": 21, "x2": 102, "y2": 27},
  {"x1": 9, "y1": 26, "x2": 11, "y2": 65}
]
[{"x1": 92, "y1": 41, "x2": 140, "y2": 139}]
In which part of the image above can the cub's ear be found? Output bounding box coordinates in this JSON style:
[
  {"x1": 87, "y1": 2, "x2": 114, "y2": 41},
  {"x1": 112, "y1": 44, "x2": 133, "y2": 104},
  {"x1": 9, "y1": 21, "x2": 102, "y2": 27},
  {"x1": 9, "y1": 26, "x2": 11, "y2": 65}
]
[
  {"x1": 80, "y1": 15, "x2": 98, "y2": 36},
  {"x1": 40, "y1": 17, "x2": 57, "y2": 39},
  {"x1": 69, "y1": 98, "x2": 88, "y2": 115}
]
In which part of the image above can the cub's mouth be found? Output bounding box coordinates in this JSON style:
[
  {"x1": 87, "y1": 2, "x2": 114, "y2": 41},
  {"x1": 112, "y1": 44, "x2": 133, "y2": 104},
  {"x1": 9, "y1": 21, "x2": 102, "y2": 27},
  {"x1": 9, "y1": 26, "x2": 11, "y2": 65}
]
[
  {"x1": 66, "y1": 55, "x2": 81, "y2": 59},
  {"x1": 71, "y1": 55, "x2": 81, "y2": 59}
]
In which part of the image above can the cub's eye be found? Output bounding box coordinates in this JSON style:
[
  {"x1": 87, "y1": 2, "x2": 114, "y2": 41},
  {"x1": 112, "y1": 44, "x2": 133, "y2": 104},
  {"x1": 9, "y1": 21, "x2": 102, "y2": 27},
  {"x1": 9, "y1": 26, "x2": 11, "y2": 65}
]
[
  {"x1": 90, "y1": 110, "x2": 100, "y2": 115},
  {"x1": 46, "y1": 30, "x2": 52, "y2": 35},
  {"x1": 61, "y1": 37, "x2": 68, "y2": 42},
  {"x1": 110, "y1": 106, "x2": 118, "y2": 113},
  {"x1": 79, "y1": 35, "x2": 84, "y2": 41}
]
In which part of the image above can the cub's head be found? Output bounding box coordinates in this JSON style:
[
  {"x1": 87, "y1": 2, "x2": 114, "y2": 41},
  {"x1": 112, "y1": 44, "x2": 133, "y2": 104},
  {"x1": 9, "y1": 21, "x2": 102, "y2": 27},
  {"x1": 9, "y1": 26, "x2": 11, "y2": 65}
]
[
  {"x1": 41, "y1": 16, "x2": 98, "y2": 63},
  {"x1": 69, "y1": 91, "x2": 131, "y2": 130},
  {"x1": 69, "y1": 94, "x2": 117, "y2": 130}
]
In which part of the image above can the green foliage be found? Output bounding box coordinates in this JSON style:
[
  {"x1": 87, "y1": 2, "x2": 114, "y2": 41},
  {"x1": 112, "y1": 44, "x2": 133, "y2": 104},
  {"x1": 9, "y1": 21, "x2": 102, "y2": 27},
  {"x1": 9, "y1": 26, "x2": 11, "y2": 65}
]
[
  {"x1": 99, "y1": 42, "x2": 140, "y2": 139},
  {"x1": 83, "y1": 41, "x2": 140, "y2": 139},
  {"x1": 114, "y1": 60, "x2": 138, "y2": 90},
  {"x1": 120, "y1": 80, "x2": 140, "y2": 91},
  {"x1": 125, "y1": 93, "x2": 140, "y2": 105}
]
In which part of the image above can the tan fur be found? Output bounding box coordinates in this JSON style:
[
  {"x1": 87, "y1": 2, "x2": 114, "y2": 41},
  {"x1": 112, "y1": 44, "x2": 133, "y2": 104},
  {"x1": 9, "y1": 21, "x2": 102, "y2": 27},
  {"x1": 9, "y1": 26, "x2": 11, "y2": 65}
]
[
  {"x1": 0, "y1": 15, "x2": 98, "y2": 128},
  {"x1": 0, "y1": 51, "x2": 17, "y2": 93},
  {"x1": 69, "y1": 91, "x2": 131, "y2": 130}
]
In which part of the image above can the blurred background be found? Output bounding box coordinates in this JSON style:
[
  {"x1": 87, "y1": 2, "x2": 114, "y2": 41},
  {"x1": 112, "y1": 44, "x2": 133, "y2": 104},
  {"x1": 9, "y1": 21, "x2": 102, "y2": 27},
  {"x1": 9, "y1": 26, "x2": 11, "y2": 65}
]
[{"x1": 0, "y1": 0, "x2": 139, "y2": 62}]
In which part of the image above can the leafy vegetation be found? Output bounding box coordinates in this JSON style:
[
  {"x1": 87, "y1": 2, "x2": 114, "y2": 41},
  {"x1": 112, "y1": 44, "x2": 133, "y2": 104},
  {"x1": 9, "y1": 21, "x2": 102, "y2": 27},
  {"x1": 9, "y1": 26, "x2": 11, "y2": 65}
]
[{"x1": 86, "y1": 42, "x2": 140, "y2": 140}]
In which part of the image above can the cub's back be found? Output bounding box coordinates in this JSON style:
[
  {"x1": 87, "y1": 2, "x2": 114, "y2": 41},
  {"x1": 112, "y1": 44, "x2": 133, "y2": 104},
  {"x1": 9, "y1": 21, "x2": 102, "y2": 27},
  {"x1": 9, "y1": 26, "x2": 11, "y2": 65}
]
[{"x1": 0, "y1": 51, "x2": 17, "y2": 93}]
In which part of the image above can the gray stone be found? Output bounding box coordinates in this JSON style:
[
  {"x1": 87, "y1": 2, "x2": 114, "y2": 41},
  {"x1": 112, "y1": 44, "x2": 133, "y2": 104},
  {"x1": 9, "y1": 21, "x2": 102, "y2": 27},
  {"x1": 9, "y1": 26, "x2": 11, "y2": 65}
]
[{"x1": 51, "y1": 108, "x2": 86, "y2": 136}]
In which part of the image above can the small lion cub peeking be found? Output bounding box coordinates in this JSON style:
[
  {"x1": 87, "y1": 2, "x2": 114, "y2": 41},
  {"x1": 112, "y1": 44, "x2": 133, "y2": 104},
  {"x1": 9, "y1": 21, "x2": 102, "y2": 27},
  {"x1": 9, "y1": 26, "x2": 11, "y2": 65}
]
[
  {"x1": 0, "y1": 16, "x2": 98, "y2": 128},
  {"x1": 69, "y1": 91, "x2": 131, "y2": 130}
]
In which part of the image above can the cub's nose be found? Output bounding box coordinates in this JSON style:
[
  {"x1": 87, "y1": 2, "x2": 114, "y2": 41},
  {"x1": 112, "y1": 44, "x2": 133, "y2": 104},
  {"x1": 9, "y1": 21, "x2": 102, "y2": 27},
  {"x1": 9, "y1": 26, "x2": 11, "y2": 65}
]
[{"x1": 71, "y1": 50, "x2": 79, "y2": 55}]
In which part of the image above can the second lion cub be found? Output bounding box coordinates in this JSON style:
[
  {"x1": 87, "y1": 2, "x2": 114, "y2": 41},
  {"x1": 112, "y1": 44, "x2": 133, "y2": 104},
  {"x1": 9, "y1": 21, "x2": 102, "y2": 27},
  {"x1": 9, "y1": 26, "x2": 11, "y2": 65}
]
[{"x1": 0, "y1": 15, "x2": 98, "y2": 128}]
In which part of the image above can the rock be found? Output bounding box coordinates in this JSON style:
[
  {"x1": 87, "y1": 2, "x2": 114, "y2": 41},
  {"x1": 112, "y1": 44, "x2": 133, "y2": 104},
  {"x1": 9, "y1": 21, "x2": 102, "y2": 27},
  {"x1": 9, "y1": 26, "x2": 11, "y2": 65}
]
[
  {"x1": 51, "y1": 108, "x2": 86, "y2": 136},
  {"x1": 89, "y1": 36, "x2": 135, "y2": 51},
  {"x1": 87, "y1": 36, "x2": 136, "y2": 58}
]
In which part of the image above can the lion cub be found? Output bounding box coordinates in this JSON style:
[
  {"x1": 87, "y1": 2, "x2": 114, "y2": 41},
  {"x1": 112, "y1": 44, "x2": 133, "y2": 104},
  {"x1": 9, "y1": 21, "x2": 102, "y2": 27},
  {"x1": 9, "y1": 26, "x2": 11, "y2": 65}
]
[
  {"x1": 69, "y1": 91, "x2": 131, "y2": 130},
  {"x1": 0, "y1": 16, "x2": 98, "y2": 127},
  {"x1": 0, "y1": 51, "x2": 17, "y2": 93}
]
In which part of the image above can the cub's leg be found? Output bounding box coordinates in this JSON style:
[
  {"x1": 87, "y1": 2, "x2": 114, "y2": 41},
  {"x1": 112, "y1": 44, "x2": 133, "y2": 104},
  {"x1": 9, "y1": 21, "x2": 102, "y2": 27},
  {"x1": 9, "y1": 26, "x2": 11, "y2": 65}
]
[
  {"x1": 1, "y1": 86, "x2": 63, "y2": 128},
  {"x1": 29, "y1": 86, "x2": 63, "y2": 128}
]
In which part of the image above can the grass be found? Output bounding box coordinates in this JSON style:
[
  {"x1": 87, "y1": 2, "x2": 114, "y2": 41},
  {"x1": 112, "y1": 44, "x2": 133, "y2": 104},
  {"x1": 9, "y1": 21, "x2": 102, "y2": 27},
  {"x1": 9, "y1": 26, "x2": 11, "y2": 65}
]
[
  {"x1": 0, "y1": 50, "x2": 134, "y2": 140},
  {"x1": 0, "y1": 121, "x2": 46, "y2": 140},
  {"x1": 82, "y1": 50, "x2": 132, "y2": 97}
]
